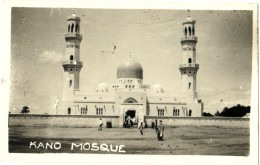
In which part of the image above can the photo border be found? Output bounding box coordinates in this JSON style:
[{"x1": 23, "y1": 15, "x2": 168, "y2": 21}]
[{"x1": 0, "y1": 1, "x2": 258, "y2": 165}]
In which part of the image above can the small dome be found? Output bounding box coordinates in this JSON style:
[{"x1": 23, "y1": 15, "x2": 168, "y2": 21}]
[
  {"x1": 117, "y1": 58, "x2": 143, "y2": 79},
  {"x1": 183, "y1": 16, "x2": 195, "y2": 24},
  {"x1": 152, "y1": 84, "x2": 164, "y2": 93},
  {"x1": 68, "y1": 13, "x2": 80, "y2": 21},
  {"x1": 96, "y1": 83, "x2": 108, "y2": 92},
  {"x1": 186, "y1": 16, "x2": 193, "y2": 21}
]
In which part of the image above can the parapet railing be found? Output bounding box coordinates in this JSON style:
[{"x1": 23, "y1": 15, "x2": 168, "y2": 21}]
[
  {"x1": 179, "y1": 63, "x2": 199, "y2": 69},
  {"x1": 62, "y1": 60, "x2": 83, "y2": 66},
  {"x1": 144, "y1": 116, "x2": 250, "y2": 121},
  {"x1": 181, "y1": 36, "x2": 198, "y2": 41},
  {"x1": 9, "y1": 114, "x2": 119, "y2": 119},
  {"x1": 65, "y1": 33, "x2": 82, "y2": 38},
  {"x1": 9, "y1": 114, "x2": 249, "y2": 121}
]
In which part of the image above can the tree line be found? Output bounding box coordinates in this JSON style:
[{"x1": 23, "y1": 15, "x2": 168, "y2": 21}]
[
  {"x1": 19, "y1": 104, "x2": 250, "y2": 117},
  {"x1": 203, "y1": 104, "x2": 250, "y2": 117}
]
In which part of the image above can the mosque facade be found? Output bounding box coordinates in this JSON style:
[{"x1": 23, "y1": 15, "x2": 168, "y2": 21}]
[{"x1": 58, "y1": 11, "x2": 203, "y2": 127}]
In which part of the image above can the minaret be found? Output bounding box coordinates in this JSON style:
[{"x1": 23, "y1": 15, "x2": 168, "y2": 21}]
[
  {"x1": 61, "y1": 9, "x2": 83, "y2": 114},
  {"x1": 179, "y1": 10, "x2": 199, "y2": 101}
]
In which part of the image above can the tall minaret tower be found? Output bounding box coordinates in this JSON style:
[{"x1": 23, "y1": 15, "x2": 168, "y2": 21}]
[
  {"x1": 60, "y1": 9, "x2": 83, "y2": 114},
  {"x1": 179, "y1": 10, "x2": 199, "y2": 101}
]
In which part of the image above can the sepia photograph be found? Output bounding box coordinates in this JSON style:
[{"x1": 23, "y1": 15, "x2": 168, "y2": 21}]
[{"x1": 0, "y1": 1, "x2": 258, "y2": 165}]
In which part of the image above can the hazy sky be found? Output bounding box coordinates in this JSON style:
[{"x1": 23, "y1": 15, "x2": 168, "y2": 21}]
[{"x1": 10, "y1": 8, "x2": 252, "y2": 114}]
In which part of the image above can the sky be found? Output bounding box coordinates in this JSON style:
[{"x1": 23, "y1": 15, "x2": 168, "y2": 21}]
[{"x1": 9, "y1": 8, "x2": 252, "y2": 114}]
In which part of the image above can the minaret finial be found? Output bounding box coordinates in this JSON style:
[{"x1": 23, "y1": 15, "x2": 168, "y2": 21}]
[
  {"x1": 129, "y1": 51, "x2": 132, "y2": 59},
  {"x1": 73, "y1": 8, "x2": 76, "y2": 14},
  {"x1": 187, "y1": 9, "x2": 191, "y2": 17}
]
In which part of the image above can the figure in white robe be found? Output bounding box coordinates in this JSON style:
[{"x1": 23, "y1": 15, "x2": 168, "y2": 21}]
[
  {"x1": 98, "y1": 119, "x2": 103, "y2": 131},
  {"x1": 157, "y1": 120, "x2": 164, "y2": 141}
]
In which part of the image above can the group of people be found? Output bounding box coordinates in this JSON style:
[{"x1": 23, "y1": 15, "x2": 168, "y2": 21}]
[
  {"x1": 124, "y1": 116, "x2": 139, "y2": 128},
  {"x1": 138, "y1": 119, "x2": 164, "y2": 141},
  {"x1": 98, "y1": 118, "x2": 164, "y2": 141}
]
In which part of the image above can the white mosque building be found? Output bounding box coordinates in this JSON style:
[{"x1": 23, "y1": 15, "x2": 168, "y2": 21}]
[{"x1": 57, "y1": 10, "x2": 203, "y2": 127}]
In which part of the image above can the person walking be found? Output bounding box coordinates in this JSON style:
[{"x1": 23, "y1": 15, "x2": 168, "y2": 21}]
[
  {"x1": 155, "y1": 119, "x2": 158, "y2": 133},
  {"x1": 127, "y1": 116, "x2": 131, "y2": 128},
  {"x1": 98, "y1": 118, "x2": 103, "y2": 131},
  {"x1": 157, "y1": 120, "x2": 164, "y2": 141},
  {"x1": 138, "y1": 122, "x2": 144, "y2": 135}
]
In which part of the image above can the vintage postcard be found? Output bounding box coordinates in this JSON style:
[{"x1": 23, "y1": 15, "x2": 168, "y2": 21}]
[{"x1": 0, "y1": 1, "x2": 258, "y2": 165}]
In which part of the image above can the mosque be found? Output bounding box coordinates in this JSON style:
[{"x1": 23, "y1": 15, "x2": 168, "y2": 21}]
[{"x1": 57, "y1": 10, "x2": 203, "y2": 127}]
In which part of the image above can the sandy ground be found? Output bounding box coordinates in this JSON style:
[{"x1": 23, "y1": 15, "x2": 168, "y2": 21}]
[{"x1": 8, "y1": 125, "x2": 249, "y2": 155}]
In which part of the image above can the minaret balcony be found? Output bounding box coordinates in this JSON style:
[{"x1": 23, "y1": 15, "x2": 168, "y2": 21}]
[
  {"x1": 65, "y1": 33, "x2": 82, "y2": 40},
  {"x1": 179, "y1": 63, "x2": 199, "y2": 69},
  {"x1": 62, "y1": 60, "x2": 83, "y2": 67},
  {"x1": 181, "y1": 36, "x2": 197, "y2": 43}
]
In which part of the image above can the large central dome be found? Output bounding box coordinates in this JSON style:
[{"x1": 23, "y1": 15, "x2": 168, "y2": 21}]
[{"x1": 117, "y1": 58, "x2": 143, "y2": 79}]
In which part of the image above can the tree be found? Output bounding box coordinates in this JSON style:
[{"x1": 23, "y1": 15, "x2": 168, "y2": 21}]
[
  {"x1": 215, "y1": 111, "x2": 220, "y2": 116},
  {"x1": 20, "y1": 106, "x2": 30, "y2": 114},
  {"x1": 216, "y1": 104, "x2": 250, "y2": 117},
  {"x1": 203, "y1": 112, "x2": 214, "y2": 117}
]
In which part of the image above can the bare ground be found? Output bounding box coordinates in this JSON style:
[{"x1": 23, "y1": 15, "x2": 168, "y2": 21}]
[{"x1": 8, "y1": 125, "x2": 249, "y2": 155}]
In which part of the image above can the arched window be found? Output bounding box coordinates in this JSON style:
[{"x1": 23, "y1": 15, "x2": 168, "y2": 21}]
[
  {"x1": 158, "y1": 109, "x2": 165, "y2": 116},
  {"x1": 189, "y1": 82, "x2": 191, "y2": 89},
  {"x1": 188, "y1": 26, "x2": 191, "y2": 36},
  {"x1": 76, "y1": 24, "x2": 79, "y2": 33},
  {"x1": 188, "y1": 58, "x2": 192, "y2": 63},
  {"x1": 71, "y1": 23, "x2": 74, "y2": 32},
  {"x1": 68, "y1": 24, "x2": 70, "y2": 32},
  {"x1": 192, "y1": 27, "x2": 195, "y2": 35},
  {"x1": 184, "y1": 27, "x2": 187, "y2": 36},
  {"x1": 68, "y1": 108, "x2": 71, "y2": 115},
  {"x1": 189, "y1": 110, "x2": 192, "y2": 116},
  {"x1": 70, "y1": 55, "x2": 74, "y2": 60}
]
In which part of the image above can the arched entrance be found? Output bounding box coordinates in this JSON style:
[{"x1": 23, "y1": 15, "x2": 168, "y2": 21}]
[
  {"x1": 120, "y1": 97, "x2": 144, "y2": 128},
  {"x1": 123, "y1": 97, "x2": 138, "y2": 104}
]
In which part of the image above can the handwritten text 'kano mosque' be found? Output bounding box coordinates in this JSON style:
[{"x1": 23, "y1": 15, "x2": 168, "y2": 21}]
[{"x1": 29, "y1": 141, "x2": 126, "y2": 153}]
